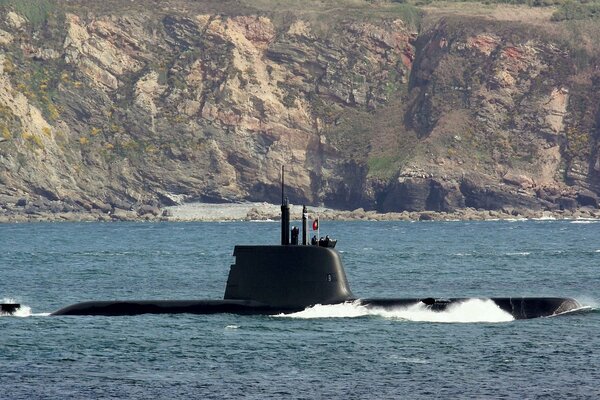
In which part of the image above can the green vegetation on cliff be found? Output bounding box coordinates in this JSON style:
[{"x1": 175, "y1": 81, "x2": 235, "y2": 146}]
[{"x1": 0, "y1": 0, "x2": 54, "y2": 26}]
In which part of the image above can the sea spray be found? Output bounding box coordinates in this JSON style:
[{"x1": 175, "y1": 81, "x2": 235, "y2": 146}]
[
  {"x1": 0, "y1": 298, "x2": 49, "y2": 317},
  {"x1": 279, "y1": 299, "x2": 515, "y2": 323}
]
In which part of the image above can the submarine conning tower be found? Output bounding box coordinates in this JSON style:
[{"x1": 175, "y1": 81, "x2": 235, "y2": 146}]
[{"x1": 223, "y1": 166, "x2": 354, "y2": 309}]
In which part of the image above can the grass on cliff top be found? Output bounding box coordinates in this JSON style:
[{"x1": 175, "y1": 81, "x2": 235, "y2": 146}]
[
  {"x1": 51, "y1": 0, "x2": 422, "y2": 31},
  {"x1": 418, "y1": 0, "x2": 600, "y2": 22},
  {"x1": 0, "y1": 0, "x2": 54, "y2": 26},
  {"x1": 25, "y1": 0, "x2": 600, "y2": 30},
  {"x1": 244, "y1": 0, "x2": 422, "y2": 27},
  {"x1": 11, "y1": 0, "x2": 599, "y2": 25}
]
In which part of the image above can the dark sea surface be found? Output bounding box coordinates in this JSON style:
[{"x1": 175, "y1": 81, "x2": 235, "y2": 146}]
[{"x1": 1, "y1": 220, "x2": 599, "y2": 399}]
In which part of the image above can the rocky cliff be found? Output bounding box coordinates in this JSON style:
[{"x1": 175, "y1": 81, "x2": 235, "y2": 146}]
[{"x1": 0, "y1": 1, "x2": 599, "y2": 220}]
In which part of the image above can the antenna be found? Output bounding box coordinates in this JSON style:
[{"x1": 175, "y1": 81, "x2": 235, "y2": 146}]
[
  {"x1": 281, "y1": 165, "x2": 290, "y2": 245},
  {"x1": 302, "y1": 205, "x2": 307, "y2": 245}
]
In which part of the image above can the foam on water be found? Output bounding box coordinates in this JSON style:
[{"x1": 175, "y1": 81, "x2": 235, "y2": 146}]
[
  {"x1": 549, "y1": 306, "x2": 594, "y2": 317},
  {"x1": 1, "y1": 298, "x2": 49, "y2": 317},
  {"x1": 576, "y1": 296, "x2": 599, "y2": 309},
  {"x1": 533, "y1": 216, "x2": 557, "y2": 221},
  {"x1": 280, "y1": 299, "x2": 515, "y2": 323}
]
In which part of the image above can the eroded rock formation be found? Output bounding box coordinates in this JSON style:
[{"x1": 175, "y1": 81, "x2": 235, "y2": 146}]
[{"x1": 0, "y1": 2, "x2": 599, "y2": 220}]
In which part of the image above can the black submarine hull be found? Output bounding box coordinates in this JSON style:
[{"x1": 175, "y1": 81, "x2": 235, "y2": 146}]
[
  {"x1": 359, "y1": 297, "x2": 582, "y2": 320},
  {"x1": 51, "y1": 300, "x2": 297, "y2": 316},
  {"x1": 1, "y1": 303, "x2": 21, "y2": 315},
  {"x1": 48, "y1": 296, "x2": 582, "y2": 319}
]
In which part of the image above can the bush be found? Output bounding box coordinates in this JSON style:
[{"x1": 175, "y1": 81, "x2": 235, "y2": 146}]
[
  {"x1": 551, "y1": 1, "x2": 600, "y2": 21},
  {"x1": 0, "y1": 0, "x2": 54, "y2": 27}
]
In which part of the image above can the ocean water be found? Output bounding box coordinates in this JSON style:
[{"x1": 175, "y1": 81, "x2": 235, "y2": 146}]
[{"x1": 1, "y1": 220, "x2": 599, "y2": 399}]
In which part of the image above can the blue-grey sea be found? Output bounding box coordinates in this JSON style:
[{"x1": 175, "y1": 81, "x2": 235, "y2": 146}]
[{"x1": 1, "y1": 220, "x2": 599, "y2": 399}]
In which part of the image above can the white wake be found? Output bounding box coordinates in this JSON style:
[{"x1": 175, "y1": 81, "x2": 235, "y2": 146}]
[
  {"x1": 0, "y1": 298, "x2": 49, "y2": 317},
  {"x1": 279, "y1": 299, "x2": 515, "y2": 323}
]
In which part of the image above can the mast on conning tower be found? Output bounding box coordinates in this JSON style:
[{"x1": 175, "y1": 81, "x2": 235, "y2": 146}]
[{"x1": 281, "y1": 165, "x2": 290, "y2": 245}]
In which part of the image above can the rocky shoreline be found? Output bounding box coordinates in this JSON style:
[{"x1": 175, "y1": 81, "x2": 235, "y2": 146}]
[{"x1": 1, "y1": 201, "x2": 600, "y2": 223}]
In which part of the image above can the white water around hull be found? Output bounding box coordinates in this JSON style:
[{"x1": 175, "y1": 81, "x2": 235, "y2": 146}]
[
  {"x1": 0, "y1": 298, "x2": 49, "y2": 317},
  {"x1": 280, "y1": 299, "x2": 515, "y2": 323}
]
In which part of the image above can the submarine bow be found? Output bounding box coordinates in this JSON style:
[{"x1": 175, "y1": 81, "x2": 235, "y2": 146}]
[{"x1": 358, "y1": 297, "x2": 582, "y2": 320}]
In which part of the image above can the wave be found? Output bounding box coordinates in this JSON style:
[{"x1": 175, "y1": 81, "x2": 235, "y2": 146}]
[
  {"x1": 533, "y1": 216, "x2": 557, "y2": 221},
  {"x1": 453, "y1": 251, "x2": 531, "y2": 257},
  {"x1": 279, "y1": 299, "x2": 514, "y2": 323},
  {"x1": 571, "y1": 220, "x2": 599, "y2": 224},
  {"x1": 575, "y1": 297, "x2": 599, "y2": 309},
  {"x1": 387, "y1": 355, "x2": 430, "y2": 364},
  {"x1": 550, "y1": 306, "x2": 594, "y2": 317}
]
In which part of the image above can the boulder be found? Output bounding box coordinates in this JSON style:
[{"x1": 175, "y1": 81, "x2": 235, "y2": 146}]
[
  {"x1": 48, "y1": 201, "x2": 64, "y2": 213},
  {"x1": 61, "y1": 203, "x2": 76, "y2": 213},
  {"x1": 24, "y1": 205, "x2": 39, "y2": 215},
  {"x1": 111, "y1": 208, "x2": 138, "y2": 221},
  {"x1": 58, "y1": 212, "x2": 80, "y2": 222},
  {"x1": 6, "y1": 12, "x2": 26, "y2": 30},
  {"x1": 137, "y1": 204, "x2": 160, "y2": 216},
  {"x1": 33, "y1": 187, "x2": 60, "y2": 201},
  {"x1": 75, "y1": 200, "x2": 93, "y2": 211},
  {"x1": 0, "y1": 29, "x2": 13, "y2": 45},
  {"x1": 91, "y1": 201, "x2": 112, "y2": 213},
  {"x1": 107, "y1": 196, "x2": 133, "y2": 211},
  {"x1": 418, "y1": 212, "x2": 435, "y2": 221},
  {"x1": 503, "y1": 172, "x2": 534, "y2": 189}
]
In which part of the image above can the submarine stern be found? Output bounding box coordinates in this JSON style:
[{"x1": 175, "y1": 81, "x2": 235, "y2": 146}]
[{"x1": 1, "y1": 303, "x2": 20, "y2": 315}]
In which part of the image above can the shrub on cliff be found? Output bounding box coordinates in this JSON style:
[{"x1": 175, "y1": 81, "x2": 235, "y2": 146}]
[
  {"x1": 551, "y1": 0, "x2": 600, "y2": 21},
  {"x1": 0, "y1": 0, "x2": 53, "y2": 27}
]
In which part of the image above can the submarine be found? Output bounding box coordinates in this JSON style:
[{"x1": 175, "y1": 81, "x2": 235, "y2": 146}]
[{"x1": 2, "y1": 167, "x2": 582, "y2": 319}]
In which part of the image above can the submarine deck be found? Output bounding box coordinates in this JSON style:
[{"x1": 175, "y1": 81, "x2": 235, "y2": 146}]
[
  {"x1": 47, "y1": 296, "x2": 582, "y2": 318},
  {"x1": 50, "y1": 299, "x2": 304, "y2": 316}
]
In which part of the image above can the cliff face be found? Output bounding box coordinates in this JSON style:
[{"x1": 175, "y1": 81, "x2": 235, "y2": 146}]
[
  {"x1": 0, "y1": 1, "x2": 599, "y2": 218},
  {"x1": 375, "y1": 16, "x2": 600, "y2": 214}
]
